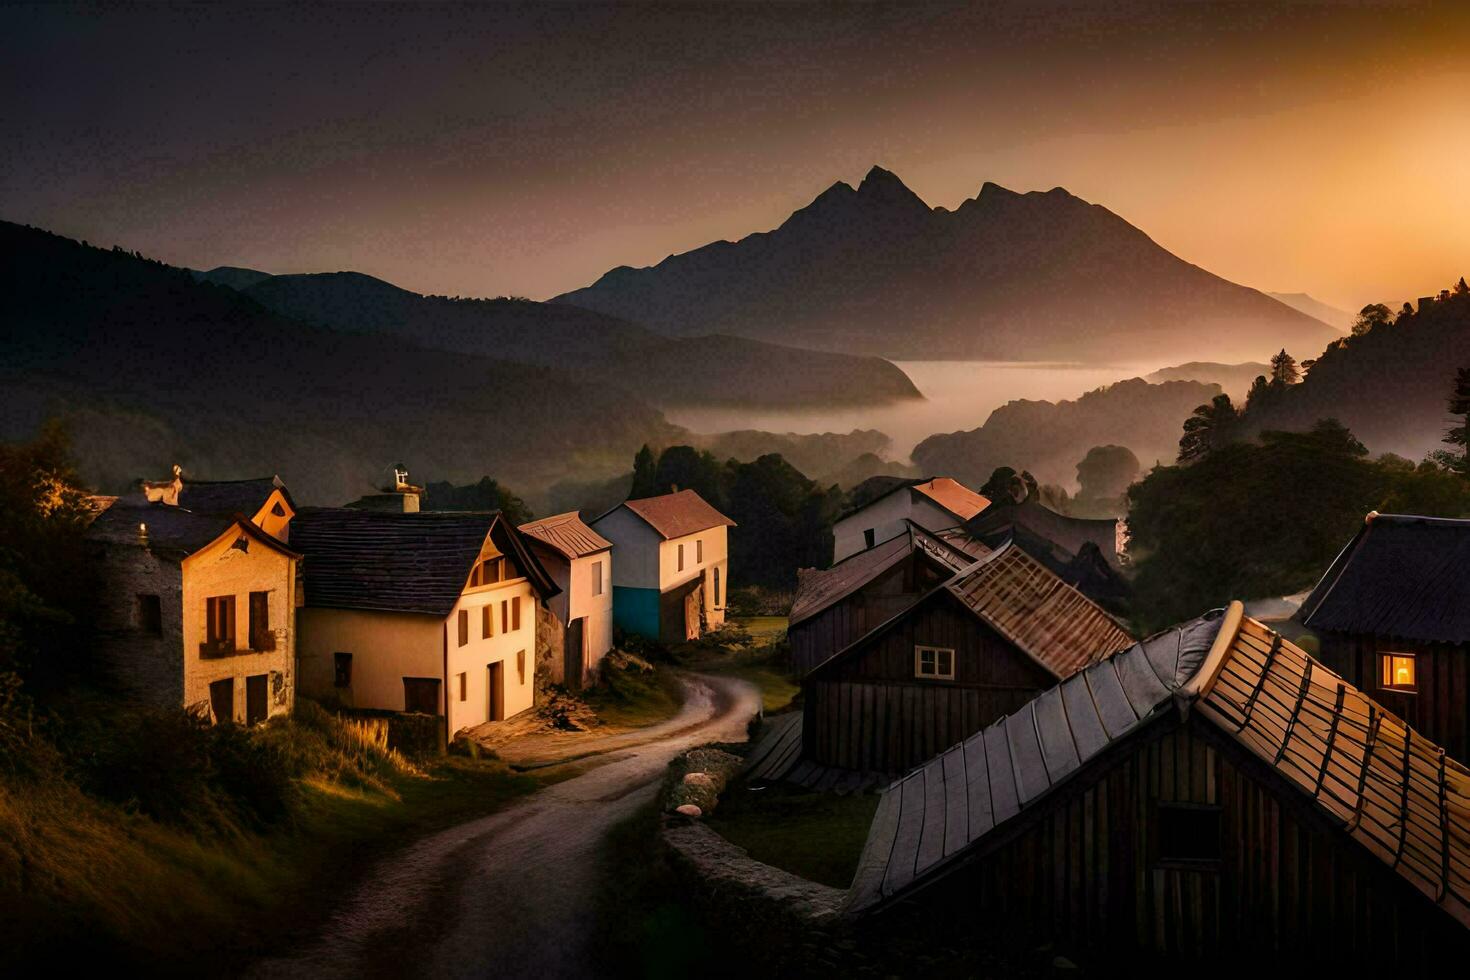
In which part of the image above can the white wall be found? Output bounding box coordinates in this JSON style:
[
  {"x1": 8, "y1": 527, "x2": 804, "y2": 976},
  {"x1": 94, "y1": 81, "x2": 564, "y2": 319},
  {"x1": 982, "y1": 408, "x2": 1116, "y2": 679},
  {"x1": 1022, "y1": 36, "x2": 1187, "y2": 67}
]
[
  {"x1": 832, "y1": 492, "x2": 957, "y2": 562},
  {"x1": 446, "y1": 577, "x2": 539, "y2": 733},
  {"x1": 660, "y1": 528, "x2": 729, "y2": 629},
  {"x1": 298, "y1": 607, "x2": 442, "y2": 711},
  {"x1": 568, "y1": 550, "x2": 615, "y2": 669}
]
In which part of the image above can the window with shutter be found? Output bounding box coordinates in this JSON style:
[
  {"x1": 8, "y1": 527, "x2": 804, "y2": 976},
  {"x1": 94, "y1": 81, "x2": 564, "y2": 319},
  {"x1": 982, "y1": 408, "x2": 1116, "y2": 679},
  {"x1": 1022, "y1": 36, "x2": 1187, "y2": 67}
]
[{"x1": 248, "y1": 591, "x2": 270, "y2": 650}]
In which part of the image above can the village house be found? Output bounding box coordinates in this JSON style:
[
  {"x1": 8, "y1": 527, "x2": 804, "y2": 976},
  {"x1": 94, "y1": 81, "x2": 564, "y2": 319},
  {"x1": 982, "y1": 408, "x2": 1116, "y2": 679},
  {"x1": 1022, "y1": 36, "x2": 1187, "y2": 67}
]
[
  {"x1": 291, "y1": 507, "x2": 559, "y2": 736},
  {"x1": 831, "y1": 477, "x2": 990, "y2": 563},
  {"x1": 590, "y1": 489, "x2": 734, "y2": 644},
  {"x1": 754, "y1": 539, "x2": 1133, "y2": 781},
  {"x1": 789, "y1": 521, "x2": 989, "y2": 677},
  {"x1": 518, "y1": 511, "x2": 615, "y2": 689},
  {"x1": 1299, "y1": 512, "x2": 1470, "y2": 763},
  {"x1": 87, "y1": 470, "x2": 301, "y2": 725},
  {"x1": 847, "y1": 603, "x2": 1470, "y2": 963}
]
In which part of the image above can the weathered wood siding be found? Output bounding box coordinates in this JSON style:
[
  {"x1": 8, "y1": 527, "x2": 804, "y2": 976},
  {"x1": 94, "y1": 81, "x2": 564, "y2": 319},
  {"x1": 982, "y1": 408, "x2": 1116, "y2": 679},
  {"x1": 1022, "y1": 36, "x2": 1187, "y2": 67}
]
[
  {"x1": 789, "y1": 555, "x2": 944, "y2": 677},
  {"x1": 914, "y1": 718, "x2": 1468, "y2": 963},
  {"x1": 1317, "y1": 632, "x2": 1470, "y2": 765},
  {"x1": 804, "y1": 593, "x2": 1054, "y2": 773}
]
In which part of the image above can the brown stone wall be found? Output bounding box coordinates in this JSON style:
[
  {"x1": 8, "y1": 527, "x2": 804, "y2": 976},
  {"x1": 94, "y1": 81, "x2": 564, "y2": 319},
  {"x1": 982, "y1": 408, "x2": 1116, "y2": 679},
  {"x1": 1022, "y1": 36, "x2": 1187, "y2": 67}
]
[{"x1": 92, "y1": 542, "x2": 186, "y2": 708}]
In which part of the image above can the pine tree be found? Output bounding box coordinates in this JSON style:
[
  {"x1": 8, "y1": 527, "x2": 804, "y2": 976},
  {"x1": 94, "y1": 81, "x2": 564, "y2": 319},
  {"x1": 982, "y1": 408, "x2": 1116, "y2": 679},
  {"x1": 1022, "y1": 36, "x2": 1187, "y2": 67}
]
[
  {"x1": 1178, "y1": 394, "x2": 1239, "y2": 462},
  {"x1": 1454, "y1": 277, "x2": 1469, "y2": 296},
  {"x1": 1443, "y1": 366, "x2": 1470, "y2": 475},
  {"x1": 1269, "y1": 349, "x2": 1300, "y2": 386},
  {"x1": 629, "y1": 444, "x2": 657, "y2": 499}
]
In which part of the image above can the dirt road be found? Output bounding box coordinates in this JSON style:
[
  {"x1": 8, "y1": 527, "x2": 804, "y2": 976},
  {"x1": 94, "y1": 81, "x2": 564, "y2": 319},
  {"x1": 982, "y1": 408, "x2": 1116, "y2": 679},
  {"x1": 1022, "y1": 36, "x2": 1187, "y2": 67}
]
[{"x1": 250, "y1": 673, "x2": 760, "y2": 980}]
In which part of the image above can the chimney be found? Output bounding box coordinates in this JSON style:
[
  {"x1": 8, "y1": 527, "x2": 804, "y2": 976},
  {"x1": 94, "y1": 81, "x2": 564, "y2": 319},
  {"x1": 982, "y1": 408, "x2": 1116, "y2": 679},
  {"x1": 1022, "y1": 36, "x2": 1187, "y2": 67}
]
[{"x1": 347, "y1": 463, "x2": 421, "y2": 512}]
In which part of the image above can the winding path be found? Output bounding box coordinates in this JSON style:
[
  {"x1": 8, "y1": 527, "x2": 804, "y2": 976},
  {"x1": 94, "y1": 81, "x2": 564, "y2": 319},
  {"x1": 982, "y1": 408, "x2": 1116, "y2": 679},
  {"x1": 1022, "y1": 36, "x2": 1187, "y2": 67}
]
[{"x1": 249, "y1": 673, "x2": 760, "y2": 980}]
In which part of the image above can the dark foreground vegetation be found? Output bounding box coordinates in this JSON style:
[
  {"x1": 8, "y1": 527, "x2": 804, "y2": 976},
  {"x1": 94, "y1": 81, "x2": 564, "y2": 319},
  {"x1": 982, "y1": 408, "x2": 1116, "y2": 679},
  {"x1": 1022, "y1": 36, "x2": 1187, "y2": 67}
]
[{"x1": 0, "y1": 428, "x2": 542, "y2": 973}]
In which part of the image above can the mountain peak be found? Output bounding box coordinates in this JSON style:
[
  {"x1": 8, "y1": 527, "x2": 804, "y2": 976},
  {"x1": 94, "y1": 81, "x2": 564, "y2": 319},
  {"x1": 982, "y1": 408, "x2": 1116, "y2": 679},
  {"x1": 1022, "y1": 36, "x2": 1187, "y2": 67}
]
[{"x1": 855, "y1": 165, "x2": 928, "y2": 212}]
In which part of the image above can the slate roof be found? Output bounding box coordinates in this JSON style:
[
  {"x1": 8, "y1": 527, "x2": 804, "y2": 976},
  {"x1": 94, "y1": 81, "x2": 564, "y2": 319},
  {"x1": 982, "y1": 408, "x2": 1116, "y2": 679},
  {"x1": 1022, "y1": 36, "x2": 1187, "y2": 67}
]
[
  {"x1": 88, "y1": 495, "x2": 298, "y2": 564},
  {"x1": 809, "y1": 542, "x2": 1133, "y2": 684},
  {"x1": 848, "y1": 604, "x2": 1470, "y2": 931},
  {"x1": 1299, "y1": 513, "x2": 1470, "y2": 644},
  {"x1": 611, "y1": 489, "x2": 736, "y2": 540},
  {"x1": 519, "y1": 511, "x2": 612, "y2": 560},
  {"x1": 291, "y1": 507, "x2": 557, "y2": 617},
  {"x1": 175, "y1": 476, "x2": 291, "y2": 517}
]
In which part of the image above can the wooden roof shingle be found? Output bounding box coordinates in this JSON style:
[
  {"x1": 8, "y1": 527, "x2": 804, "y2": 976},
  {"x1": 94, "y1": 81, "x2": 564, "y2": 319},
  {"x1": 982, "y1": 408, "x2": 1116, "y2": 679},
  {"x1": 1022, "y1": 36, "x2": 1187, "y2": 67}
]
[
  {"x1": 849, "y1": 604, "x2": 1470, "y2": 932},
  {"x1": 518, "y1": 511, "x2": 612, "y2": 560}
]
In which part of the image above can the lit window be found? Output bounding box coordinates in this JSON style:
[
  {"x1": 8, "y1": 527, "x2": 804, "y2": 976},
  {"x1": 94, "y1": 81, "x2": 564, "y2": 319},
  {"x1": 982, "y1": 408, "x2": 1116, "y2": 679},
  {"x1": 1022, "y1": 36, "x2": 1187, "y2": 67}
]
[
  {"x1": 1380, "y1": 652, "x2": 1417, "y2": 692},
  {"x1": 914, "y1": 645, "x2": 955, "y2": 680}
]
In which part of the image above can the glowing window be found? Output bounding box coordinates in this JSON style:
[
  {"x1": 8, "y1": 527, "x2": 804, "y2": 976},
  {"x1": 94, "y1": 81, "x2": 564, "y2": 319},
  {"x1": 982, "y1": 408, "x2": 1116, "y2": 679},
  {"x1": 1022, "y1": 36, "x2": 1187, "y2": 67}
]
[{"x1": 1380, "y1": 652, "x2": 1417, "y2": 692}]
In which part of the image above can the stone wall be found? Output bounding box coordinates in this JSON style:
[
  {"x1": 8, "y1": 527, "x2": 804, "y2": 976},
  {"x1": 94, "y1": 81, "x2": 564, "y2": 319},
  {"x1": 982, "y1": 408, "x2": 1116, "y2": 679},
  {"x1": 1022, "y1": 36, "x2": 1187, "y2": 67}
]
[{"x1": 92, "y1": 542, "x2": 185, "y2": 708}]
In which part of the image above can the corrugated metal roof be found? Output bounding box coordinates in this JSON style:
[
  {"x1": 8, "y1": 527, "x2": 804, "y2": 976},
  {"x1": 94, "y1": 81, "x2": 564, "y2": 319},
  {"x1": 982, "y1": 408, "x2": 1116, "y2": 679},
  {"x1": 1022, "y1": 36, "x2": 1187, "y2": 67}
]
[
  {"x1": 1299, "y1": 513, "x2": 1470, "y2": 644},
  {"x1": 519, "y1": 511, "x2": 612, "y2": 559},
  {"x1": 607, "y1": 489, "x2": 736, "y2": 540},
  {"x1": 849, "y1": 606, "x2": 1470, "y2": 931},
  {"x1": 945, "y1": 545, "x2": 1134, "y2": 679},
  {"x1": 292, "y1": 507, "x2": 556, "y2": 617},
  {"x1": 790, "y1": 533, "x2": 914, "y2": 627}
]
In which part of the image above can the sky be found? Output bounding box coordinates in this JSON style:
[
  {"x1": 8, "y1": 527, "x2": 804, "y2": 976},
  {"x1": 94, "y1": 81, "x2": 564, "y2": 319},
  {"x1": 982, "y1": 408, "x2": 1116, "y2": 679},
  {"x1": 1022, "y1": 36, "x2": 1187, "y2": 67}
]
[{"x1": 2, "y1": 1, "x2": 1467, "y2": 312}]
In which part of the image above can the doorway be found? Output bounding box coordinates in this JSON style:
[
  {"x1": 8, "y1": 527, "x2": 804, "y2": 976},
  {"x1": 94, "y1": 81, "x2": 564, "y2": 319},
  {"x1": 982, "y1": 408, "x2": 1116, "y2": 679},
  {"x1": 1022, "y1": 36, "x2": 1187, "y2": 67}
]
[
  {"x1": 245, "y1": 673, "x2": 268, "y2": 726},
  {"x1": 209, "y1": 677, "x2": 234, "y2": 725},
  {"x1": 565, "y1": 617, "x2": 586, "y2": 690},
  {"x1": 487, "y1": 661, "x2": 505, "y2": 722}
]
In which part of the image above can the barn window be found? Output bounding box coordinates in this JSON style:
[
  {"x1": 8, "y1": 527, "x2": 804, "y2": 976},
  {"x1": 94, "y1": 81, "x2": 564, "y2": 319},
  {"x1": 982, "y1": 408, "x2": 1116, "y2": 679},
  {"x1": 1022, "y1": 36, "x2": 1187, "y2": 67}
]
[
  {"x1": 1156, "y1": 803, "x2": 1223, "y2": 867},
  {"x1": 1380, "y1": 652, "x2": 1417, "y2": 692},
  {"x1": 333, "y1": 652, "x2": 352, "y2": 688},
  {"x1": 914, "y1": 645, "x2": 955, "y2": 680}
]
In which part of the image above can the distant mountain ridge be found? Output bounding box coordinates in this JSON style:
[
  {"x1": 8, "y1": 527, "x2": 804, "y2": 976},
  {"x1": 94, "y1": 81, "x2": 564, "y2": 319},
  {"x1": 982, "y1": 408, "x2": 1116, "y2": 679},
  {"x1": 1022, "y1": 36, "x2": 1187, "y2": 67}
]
[
  {"x1": 1266, "y1": 292, "x2": 1353, "y2": 332},
  {"x1": 237, "y1": 270, "x2": 921, "y2": 408},
  {"x1": 555, "y1": 166, "x2": 1340, "y2": 364}
]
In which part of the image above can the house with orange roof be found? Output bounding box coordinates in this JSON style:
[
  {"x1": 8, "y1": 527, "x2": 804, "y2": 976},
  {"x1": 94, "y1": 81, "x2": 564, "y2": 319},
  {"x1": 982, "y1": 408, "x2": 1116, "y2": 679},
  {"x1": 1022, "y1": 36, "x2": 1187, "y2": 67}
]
[
  {"x1": 519, "y1": 511, "x2": 614, "y2": 688},
  {"x1": 591, "y1": 489, "x2": 736, "y2": 644},
  {"x1": 831, "y1": 477, "x2": 990, "y2": 562}
]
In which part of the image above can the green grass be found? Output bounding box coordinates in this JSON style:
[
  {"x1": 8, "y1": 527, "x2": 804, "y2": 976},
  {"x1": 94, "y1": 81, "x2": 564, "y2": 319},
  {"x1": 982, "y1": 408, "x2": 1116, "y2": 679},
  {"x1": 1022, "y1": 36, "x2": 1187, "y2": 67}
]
[
  {"x1": 706, "y1": 782, "x2": 879, "y2": 888},
  {"x1": 581, "y1": 662, "x2": 685, "y2": 728},
  {"x1": 732, "y1": 615, "x2": 789, "y2": 644}
]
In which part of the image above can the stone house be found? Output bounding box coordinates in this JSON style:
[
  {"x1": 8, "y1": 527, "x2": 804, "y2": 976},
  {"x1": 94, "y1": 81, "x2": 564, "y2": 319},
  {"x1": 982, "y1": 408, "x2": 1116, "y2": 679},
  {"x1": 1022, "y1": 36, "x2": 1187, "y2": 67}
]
[
  {"x1": 591, "y1": 489, "x2": 735, "y2": 644},
  {"x1": 87, "y1": 471, "x2": 301, "y2": 724}
]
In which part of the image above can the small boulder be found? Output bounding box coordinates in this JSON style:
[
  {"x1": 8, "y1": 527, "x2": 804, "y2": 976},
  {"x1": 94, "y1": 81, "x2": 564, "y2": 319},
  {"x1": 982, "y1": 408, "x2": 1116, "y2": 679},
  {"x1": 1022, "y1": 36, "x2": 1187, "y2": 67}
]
[{"x1": 675, "y1": 804, "x2": 703, "y2": 818}]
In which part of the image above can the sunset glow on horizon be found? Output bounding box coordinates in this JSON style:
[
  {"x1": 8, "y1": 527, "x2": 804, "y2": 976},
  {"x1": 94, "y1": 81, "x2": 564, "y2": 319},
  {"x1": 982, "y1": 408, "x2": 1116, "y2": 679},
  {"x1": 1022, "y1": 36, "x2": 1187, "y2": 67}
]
[{"x1": 3, "y1": 1, "x2": 1466, "y2": 312}]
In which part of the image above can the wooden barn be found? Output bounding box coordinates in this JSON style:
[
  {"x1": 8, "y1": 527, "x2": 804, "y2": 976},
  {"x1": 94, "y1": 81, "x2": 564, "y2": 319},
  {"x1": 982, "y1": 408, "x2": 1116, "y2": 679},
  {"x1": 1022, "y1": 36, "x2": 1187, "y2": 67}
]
[
  {"x1": 1299, "y1": 513, "x2": 1470, "y2": 764},
  {"x1": 798, "y1": 542, "x2": 1134, "y2": 776},
  {"x1": 848, "y1": 603, "x2": 1470, "y2": 965},
  {"x1": 788, "y1": 522, "x2": 989, "y2": 678}
]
